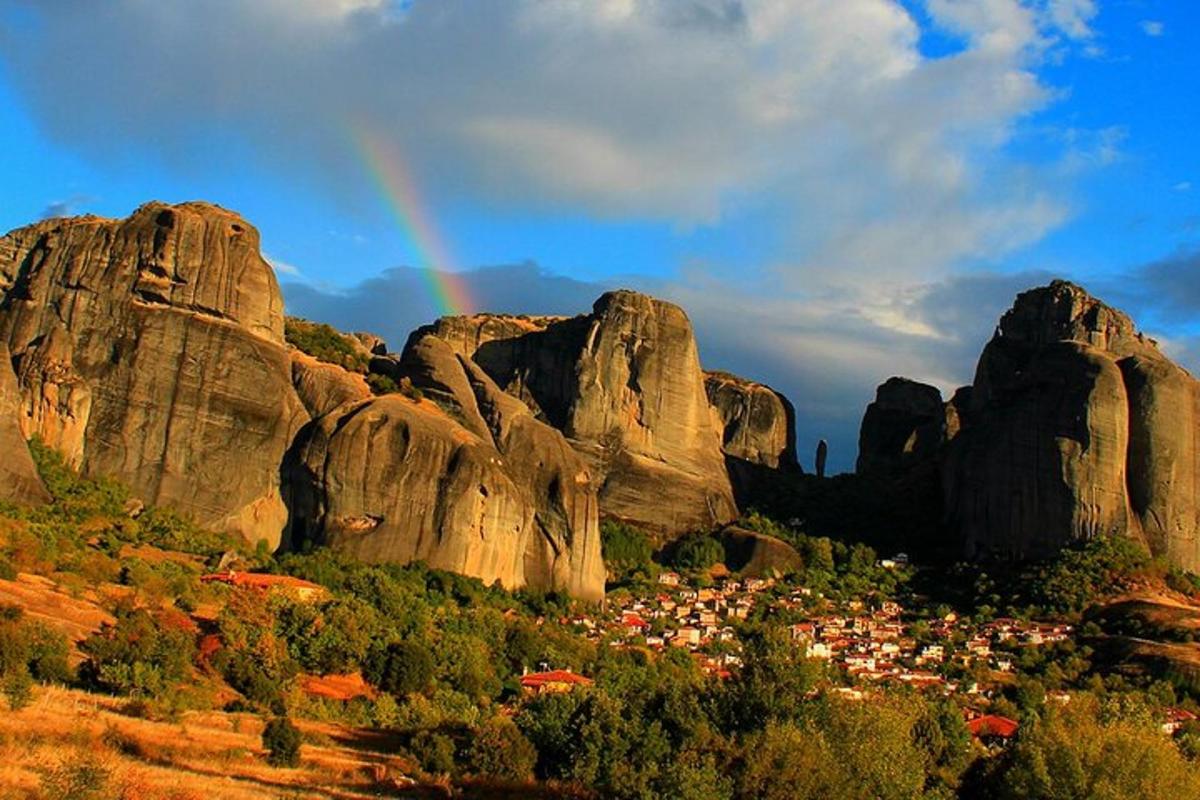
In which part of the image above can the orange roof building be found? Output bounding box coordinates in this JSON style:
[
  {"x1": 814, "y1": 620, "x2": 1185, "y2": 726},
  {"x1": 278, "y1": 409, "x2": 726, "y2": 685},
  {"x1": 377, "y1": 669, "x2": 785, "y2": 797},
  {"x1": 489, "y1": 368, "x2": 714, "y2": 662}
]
[
  {"x1": 520, "y1": 670, "x2": 594, "y2": 695},
  {"x1": 967, "y1": 714, "x2": 1019, "y2": 740},
  {"x1": 200, "y1": 571, "x2": 326, "y2": 600}
]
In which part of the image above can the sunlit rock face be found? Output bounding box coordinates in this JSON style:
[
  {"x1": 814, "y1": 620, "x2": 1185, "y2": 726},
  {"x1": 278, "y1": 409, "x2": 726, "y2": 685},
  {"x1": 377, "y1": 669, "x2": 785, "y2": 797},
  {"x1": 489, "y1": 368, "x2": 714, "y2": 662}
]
[
  {"x1": 943, "y1": 280, "x2": 1200, "y2": 571},
  {"x1": 0, "y1": 202, "x2": 308, "y2": 548},
  {"x1": 0, "y1": 341, "x2": 50, "y2": 506},
  {"x1": 411, "y1": 290, "x2": 739, "y2": 539},
  {"x1": 705, "y1": 370, "x2": 797, "y2": 471},
  {"x1": 288, "y1": 333, "x2": 606, "y2": 601}
]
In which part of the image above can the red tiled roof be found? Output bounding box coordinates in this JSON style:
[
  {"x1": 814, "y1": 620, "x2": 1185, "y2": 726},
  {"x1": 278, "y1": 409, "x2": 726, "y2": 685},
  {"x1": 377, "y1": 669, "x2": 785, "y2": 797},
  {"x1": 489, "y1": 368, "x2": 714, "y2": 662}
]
[
  {"x1": 520, "y1": 670, "x2": 593, "y2": 688},
  {"x1": 200, "y1": 571, "x2": 323, "y2": 592},
  {"x1": 967, "y1": 715, "x2": 1019, "y2": 739},
  {"x1": 1166, "y1": 708, "x2": 1198, "y2": 723}
]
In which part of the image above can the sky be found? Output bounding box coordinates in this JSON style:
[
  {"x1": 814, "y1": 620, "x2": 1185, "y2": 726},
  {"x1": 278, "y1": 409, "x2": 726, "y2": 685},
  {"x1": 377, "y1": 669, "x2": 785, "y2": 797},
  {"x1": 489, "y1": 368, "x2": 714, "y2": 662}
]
[{"x1": 1, "y1": 0, "x2": 1198, "y2": 472}]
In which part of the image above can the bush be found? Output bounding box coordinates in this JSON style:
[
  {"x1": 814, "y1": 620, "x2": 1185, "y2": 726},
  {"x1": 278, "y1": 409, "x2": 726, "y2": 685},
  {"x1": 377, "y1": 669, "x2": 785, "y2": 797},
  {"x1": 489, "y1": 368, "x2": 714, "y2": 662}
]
[
  {"x1": 369, "y1": 640, "x2": 436, "y2": 697},
  {"x1": 671, "y1": 534, "x2": 725, "y2": 572},
  {"x1": 37, "y1": 748, "x2": 113, "y2": 800},
  {"x1": 601, "y1": 521, "x2": 655, "y2": 581},
  {"x1": 285, "y1": 318, "x2": 370, "y2": 373},
  {"x1": 2, "y1": 665, "x2": 33, "y2": 710},
  {"x1": 464, "y1": 715, "x2": 537, "y2": 780},
  {"x1": 262, "y1": 716, "x2": 302, "y2": 767},
  {"x1": 79, "y1": 606, "x2": 195, "y2": 697},
  {"x1": 366, "y1": 373, "x2": 399, "y2": 396}
]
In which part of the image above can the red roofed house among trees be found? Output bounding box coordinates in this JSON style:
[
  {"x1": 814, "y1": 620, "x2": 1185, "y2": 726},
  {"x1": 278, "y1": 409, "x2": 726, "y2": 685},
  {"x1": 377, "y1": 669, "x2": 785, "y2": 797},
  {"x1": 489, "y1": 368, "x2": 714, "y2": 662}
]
[
  {"x1": 200, "y1": 571, "x2": 326, "y2": 601},
  {"x1": 520, "y1": 670, "x2": 594, "y2": 696},
  {"x1": 967, "y1": 714, "x2": 1019, "y2": 741}
]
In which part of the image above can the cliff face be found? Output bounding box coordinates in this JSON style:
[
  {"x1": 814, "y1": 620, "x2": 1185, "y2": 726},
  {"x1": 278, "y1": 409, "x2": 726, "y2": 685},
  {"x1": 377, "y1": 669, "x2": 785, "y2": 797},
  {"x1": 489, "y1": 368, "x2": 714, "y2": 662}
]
[
  {"x1": 0, "y1": 341, "x2": 50, "y2": 505},
  {"x1": 943, "y1": 281, "x2": 1200, "y2": 571},
  {"x1": 409, "y1": 292, "x2": 739, "y2": 538},
  {"x1": 705, "y1": 371, "x2": 797, "y2": 470},
  {"x1": 289, "y1": 333, "x2": 605, "y2": 600},
  {"x1": 0, "y1": 202, "x2": 308, "y2": 548}
]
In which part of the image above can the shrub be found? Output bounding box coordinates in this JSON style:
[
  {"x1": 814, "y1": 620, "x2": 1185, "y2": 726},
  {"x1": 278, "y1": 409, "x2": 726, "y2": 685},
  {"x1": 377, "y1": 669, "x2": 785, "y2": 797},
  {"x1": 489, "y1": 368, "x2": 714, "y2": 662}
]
[
  {"x1": 284, "y1": 318, "x2": 370, "y2": 372},
  {"x1": 671, "y1": 534, "x2": 725, "y2": 572},
  {"x1": 409, "y1": 729, "x2": 458, "y2": 776},
  {"x1": 366, "y1": 373, "x2": 400, "y2": 396},
  {"x1": 369, "y1": 640, "x2": 436, "y2": 696},
  {"x1": 79, "y1": 606, "x2": 195, "y2": 697},
  {"x1": 262, "y1": 716, "x2": 302, "y2": 767},
  {"x1": 601, "y1": 521, "x2": 655, "y2": 580},
  {"x1": 464, "y1": 715, "x2": 537, "y2": 781},
  {"x1": 2, "y1": 665, "x2": 33, "y2": 710},
  {"x1": 37, "y1": 748, "x2": 113, "y2": 800}
]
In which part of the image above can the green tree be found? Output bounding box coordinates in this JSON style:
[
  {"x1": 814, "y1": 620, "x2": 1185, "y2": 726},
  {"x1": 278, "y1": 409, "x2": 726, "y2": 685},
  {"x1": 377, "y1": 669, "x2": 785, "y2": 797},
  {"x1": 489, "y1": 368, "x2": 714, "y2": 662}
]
[
  {"x1": 371, "y1": 640, "x2": 435, "y2": 696},
  {"x1": 262, "y1": 715, "x2": 302, "y2": 767},
  {"x1": 464, "y1": 715, "x2": 538, "y2": 781}
]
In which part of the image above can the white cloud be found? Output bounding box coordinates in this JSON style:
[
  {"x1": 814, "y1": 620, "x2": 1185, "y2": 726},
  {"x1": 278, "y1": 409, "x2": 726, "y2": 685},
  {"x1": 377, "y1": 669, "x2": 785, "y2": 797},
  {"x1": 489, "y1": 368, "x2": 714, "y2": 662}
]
[
  {"x1": 1175, "y1": 181, "x2": 1192, "y2": 193},
  {"x1": 1140, "y1": 20, "x2": 1165, "y2": 37},
  {"x1": 264, "y1": 253, "x2": 304, "y2": 278},
  {"x1": 0, "y1": 0, "x2": 1107, "y2": 287}
]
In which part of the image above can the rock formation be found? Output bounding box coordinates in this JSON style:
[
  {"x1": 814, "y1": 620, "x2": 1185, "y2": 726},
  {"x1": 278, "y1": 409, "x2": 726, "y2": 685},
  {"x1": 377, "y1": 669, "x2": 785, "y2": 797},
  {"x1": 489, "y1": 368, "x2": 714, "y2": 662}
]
[
  {"x1": 857, "y1": 377, "x2": 947, "y2": 475},
  {"x1": 408, "y1": 292, "x2": 739, "y2": 538},
  {"x1": 0, "y1": 342, "x2": 50, "y2": 505},
  {"x1": 290, "y1": 351, "x2": 371, "y2": 420},
  {"x1": 0, "y1": 202, "x2": 309, "y2": 548},
  {"x1": 288, "y1": 332, "x2": 605, "y2": 600},
  {"x1": 943, "y1": 280, "x2": 1200, "y2": 571},
  {"x1": 719, "y1": 525, "x2": 803, "y2": 577},
  {"x1": 704, "y1": 371, "x2": 797, "y2": 470}
]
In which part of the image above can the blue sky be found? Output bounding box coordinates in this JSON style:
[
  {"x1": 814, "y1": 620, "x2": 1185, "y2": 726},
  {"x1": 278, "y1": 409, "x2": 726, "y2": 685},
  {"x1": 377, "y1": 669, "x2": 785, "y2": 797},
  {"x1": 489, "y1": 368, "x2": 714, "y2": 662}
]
[{"x1": 1, "y1": 0, "x2": 1197, "y2": 470}]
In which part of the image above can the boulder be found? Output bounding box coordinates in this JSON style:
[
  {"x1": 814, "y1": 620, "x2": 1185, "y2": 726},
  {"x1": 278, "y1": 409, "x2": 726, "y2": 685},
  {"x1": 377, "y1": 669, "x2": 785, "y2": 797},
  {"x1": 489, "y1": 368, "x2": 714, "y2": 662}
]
[
  {"x1": 288, "y1": 333, "x2": 605, "y2": 600},
  {"x1": 944, "y1": 280, "x2": 1200, "y2": 571},
  {"x1": 0, "y1": 202, "x2": 309, "y2": 548},
  {"x1": 408, "y1": 292, "x2": 738, "y2": 538},
  {"x1": 719, "y1": 526, "x2": 803, "y2": 577},
  {"x1": 290, "y1": 350, "x2": 371, "y2": 420},
  {"x1": 0, "y1": 342, "x2": 50, "y2": 505}
]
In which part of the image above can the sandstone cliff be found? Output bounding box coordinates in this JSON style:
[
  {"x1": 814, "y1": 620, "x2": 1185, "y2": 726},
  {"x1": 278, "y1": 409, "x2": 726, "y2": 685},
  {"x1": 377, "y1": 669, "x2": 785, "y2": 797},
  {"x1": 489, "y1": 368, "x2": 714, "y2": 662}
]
[
  {"x1": 943, "y1": 281, "x2": 1200, "y2": 571},
  {"x1": 0, "y1": 202, "x2": 309, "y2": 548},
  {"x1": 408, "y1": 292, "x2": 739, "y2": 538},
  {"x1": 288, "y1": 332, "x2": 605, "y2": 600},
  {"x1": 0, "y1": 342, "x2": 50, "y2": 505},
  {"x1": 705, "y1": 371, "x2": 797, "y2": 470}
]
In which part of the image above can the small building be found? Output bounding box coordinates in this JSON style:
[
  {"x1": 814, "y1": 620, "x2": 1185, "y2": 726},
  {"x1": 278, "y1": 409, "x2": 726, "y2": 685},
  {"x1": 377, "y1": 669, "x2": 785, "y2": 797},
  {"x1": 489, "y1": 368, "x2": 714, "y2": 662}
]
[
  {"x1": 520, "y1": 670, "x2": 594, "y2": 696},
  {"x1": 200, "y1": 571, "x2": 326, "y2": 601},
  {"x1": 1163, "y1": 708, "x2": 1198, "y2": 735},
  {"x1": 967, "y1": 714, "x2": 1019, "y2": 743}
]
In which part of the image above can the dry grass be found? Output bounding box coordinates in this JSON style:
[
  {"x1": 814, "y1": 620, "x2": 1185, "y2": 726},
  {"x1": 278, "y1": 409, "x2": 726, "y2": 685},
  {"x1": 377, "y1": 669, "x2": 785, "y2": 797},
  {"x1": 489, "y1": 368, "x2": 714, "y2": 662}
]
[
  {"x1": 0, "y1": 685, "x2": 425, "y2": 799},
  {"x1": 0, "y1": 574, "x2": 116, "y2": 660}
]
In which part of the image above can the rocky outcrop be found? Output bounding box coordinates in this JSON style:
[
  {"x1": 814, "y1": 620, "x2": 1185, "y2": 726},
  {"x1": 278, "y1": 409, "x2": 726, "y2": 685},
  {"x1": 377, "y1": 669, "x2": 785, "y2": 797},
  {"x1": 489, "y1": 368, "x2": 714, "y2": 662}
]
[
  {"x1": 290, "y1": 351, "x2": 371, "y2": 420},
  {"x1": 857, "y1": 378, "x2": 947, "y2": 475},
  {"x1": 705, "y1": 371, "x2": 797, "y2": 469},
  {"x1": 409, "y1": 293, "x2": 738, "y2": 538},
  {"x1": 719, "y1": 526, "x2": 802, "y2": 577},
  {"x1": 944, "y1": 280, "x2": 1200, "y2": 571},
  {"x1": 288, "y1": 332, "x2": 605, "y2": 600},
  {"x1": 0, "y1": 202, "x2": 309, "y2": 548},
  {"x1": 0, "y1": 342, "x2": 50, "y2": 505}
]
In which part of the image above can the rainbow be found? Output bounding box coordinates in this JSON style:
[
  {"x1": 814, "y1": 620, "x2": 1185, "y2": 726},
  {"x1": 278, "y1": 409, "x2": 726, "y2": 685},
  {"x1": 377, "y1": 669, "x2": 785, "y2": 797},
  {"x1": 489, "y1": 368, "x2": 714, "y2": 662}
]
[{"x1": 350, "y1": 123, "x2": 474, "y2": 317}]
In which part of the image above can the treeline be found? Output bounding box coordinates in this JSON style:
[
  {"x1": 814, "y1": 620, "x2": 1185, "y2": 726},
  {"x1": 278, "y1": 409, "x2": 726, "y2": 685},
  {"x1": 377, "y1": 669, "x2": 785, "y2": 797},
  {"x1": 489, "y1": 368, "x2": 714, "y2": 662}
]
[{"x1": 3, "y1": 441, "x2": 1200, "y2": 797}]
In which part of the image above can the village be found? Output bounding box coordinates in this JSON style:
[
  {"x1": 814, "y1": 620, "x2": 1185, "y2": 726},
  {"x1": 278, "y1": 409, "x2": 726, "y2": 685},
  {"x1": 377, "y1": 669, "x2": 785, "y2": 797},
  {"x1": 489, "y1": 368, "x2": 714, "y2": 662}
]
[{"x1": 565, "y1": 567, "x2": 1074, "y2": 696}]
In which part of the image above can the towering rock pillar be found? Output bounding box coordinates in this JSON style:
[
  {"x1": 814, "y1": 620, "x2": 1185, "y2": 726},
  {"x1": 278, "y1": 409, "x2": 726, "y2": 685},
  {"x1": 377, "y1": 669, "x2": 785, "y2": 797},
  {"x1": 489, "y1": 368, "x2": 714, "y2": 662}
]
[{"x1": 0, "y1": 202, "x2": 309, "y2": 548}]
